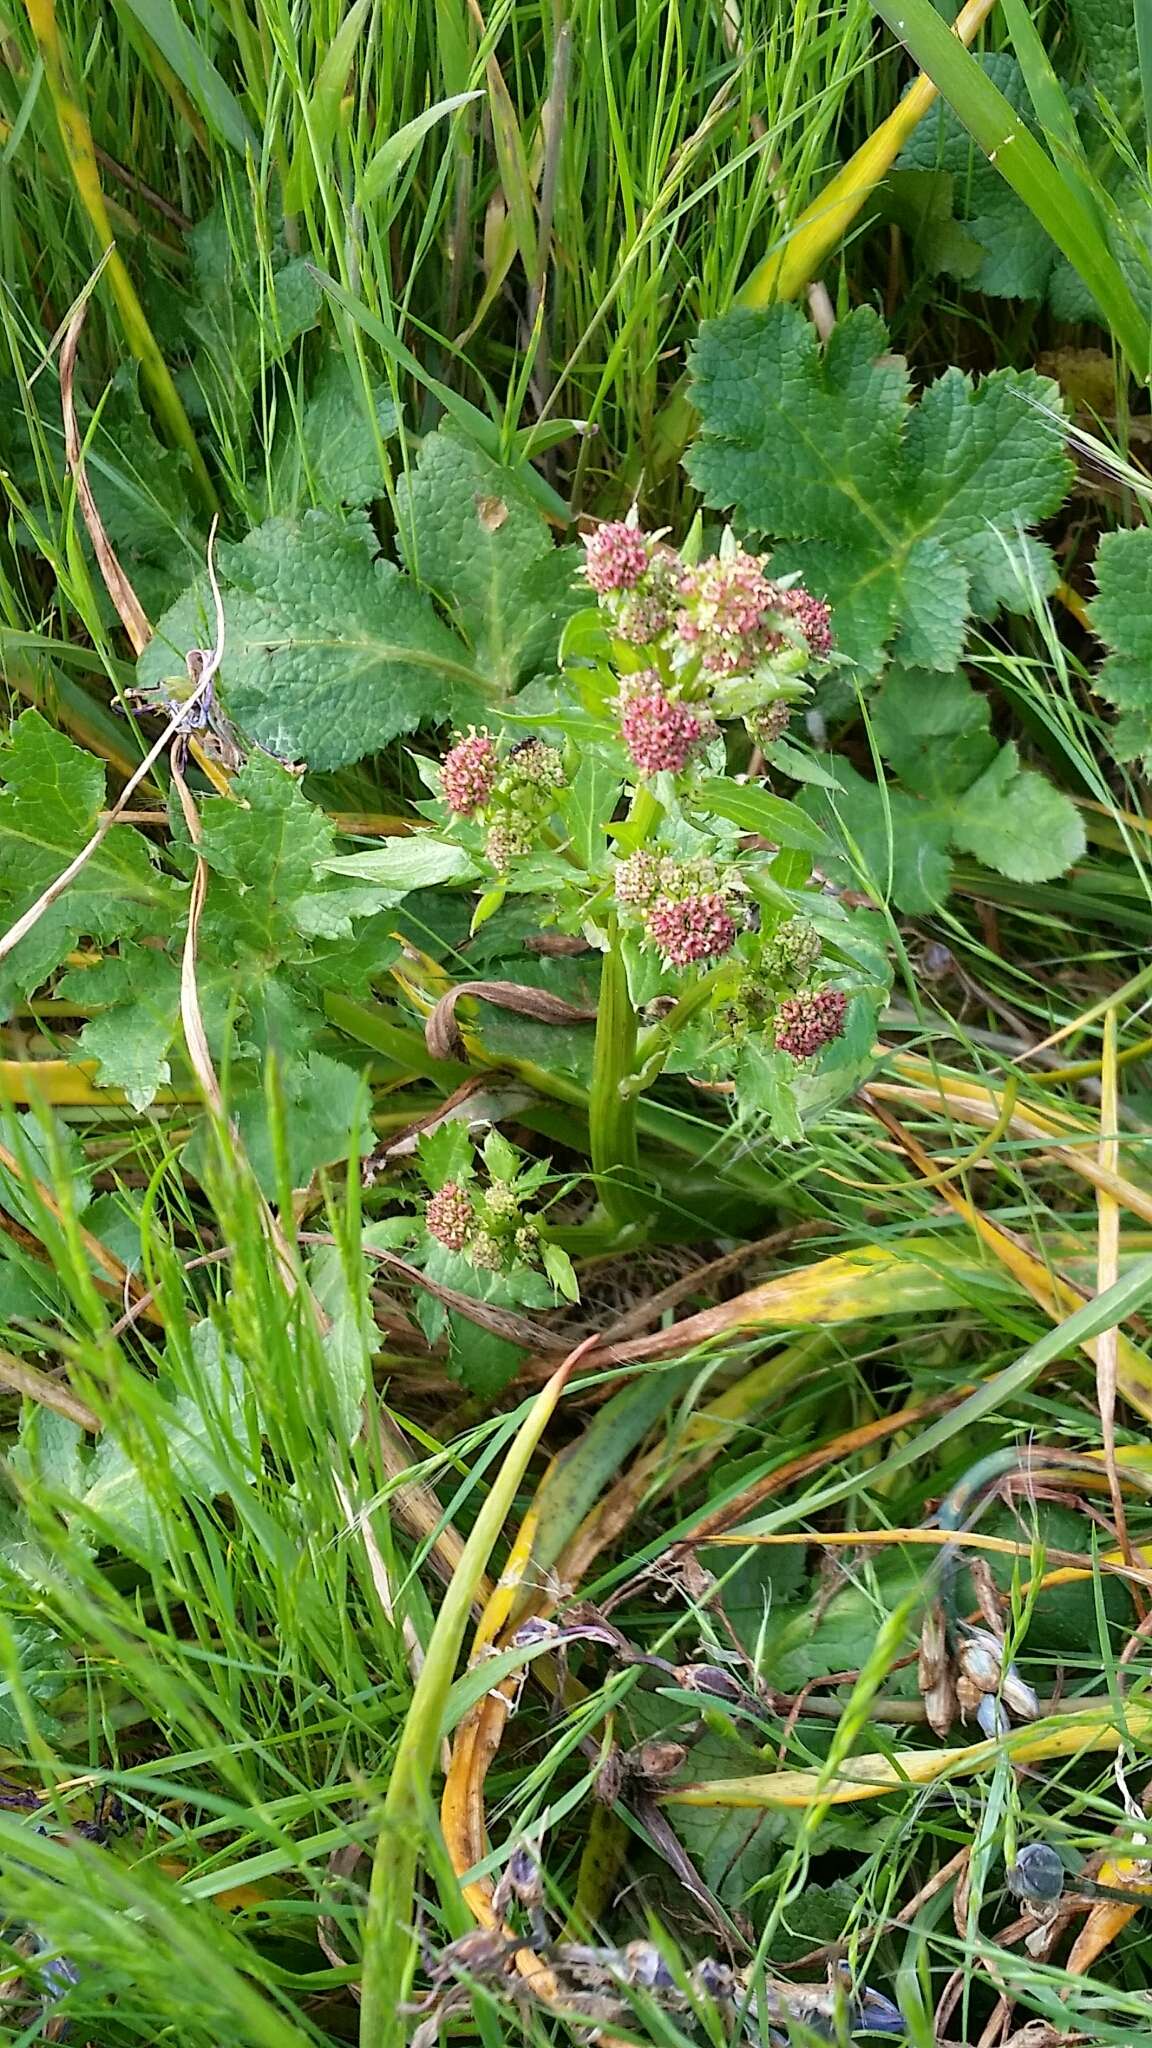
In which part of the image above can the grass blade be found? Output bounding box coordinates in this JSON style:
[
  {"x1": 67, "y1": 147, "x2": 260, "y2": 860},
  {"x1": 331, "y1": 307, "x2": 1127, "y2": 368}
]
[
  {"x1": 360, "y1": 89, "x2": 482, "y2": 206},
  {"x1": 111, "y1": 0, "x2": 256, "y2": 156},
  {"x1": 358, "y1": 1339, "x2": 585, "y2": 2047},
  {"x1": 872, "y1": 0, "x2": 1152, "y2": 380}
]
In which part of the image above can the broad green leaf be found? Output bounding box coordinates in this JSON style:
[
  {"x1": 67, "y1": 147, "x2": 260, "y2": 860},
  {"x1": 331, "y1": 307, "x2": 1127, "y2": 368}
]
[
  {"x1": 561, "y1": 752, "x2": 623, "y2": 871},
  {"x1": 0, "y1": 711, "x2": 173, "y2": 1003},
  {"x1": 266, "y1": 353, "x2": 399, "y2": 514},
  {"x1": 189, "y1": 1052, "x2": 374, "y2": 1196},
  {"x1": 138, "y1": 511, "x2": 486, "y2": 770},
  {"x1": 360, "y1": 90, "x2": 482, "y2": 203},
  {"x1": 897, "y1": 57, "x2": 1056, "y2": 300},
  {"x1": 541, "y1": 1242, "x2": 579, "y2": 1303},
  {"x1": 322, "y1": 834, "x2": 479, "y2": 896},
  {"x1": 803, "y1": 759, "x2": 954, "y2": 912},
  {"x1": 685, "y1": 305, "x2": 1071, "y2": 673},
  {"x1": 179, "y1": 207, "x2": 321, "y2": 433},
  {"x1": 870, "y1": 667, "x2": 998, "y2": 798},
  {"x1": 64, "y1": 949, "x2": 182, "y2": 1110},
  {"x1": 950, "y1": 742, "x2": 1087, "y2": 881},
  {"x1": 1089, "y1": 525, "x2": 1152, "y2": 763},
  {"x1": 695, "y1": 775, "x2": 829, "y2": 854},
  {"x1": 417, "y1": 1120, "x2": 475, "y2": 1189},
  {"x1": 397, "y1": 430, "x2": 582, "y2": 690}
]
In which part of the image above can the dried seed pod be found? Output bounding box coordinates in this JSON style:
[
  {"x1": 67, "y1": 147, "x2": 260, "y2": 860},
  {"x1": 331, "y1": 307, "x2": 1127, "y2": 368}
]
[
  {"x1": 625, "y1": 1739, "x2": 688, "y2": 1783},
  {"x1": 918, "y1": 1599, "x2": 957, "y2": 1736},
  {"x1": 976, "y1": 1693, "x2": 1011, "y2": 1739},
  {"x1": 969, "y1": 1556, "x2": 1006, "y2": 1635},
  {"x1": 1000, "y1": 1662, "x2": 1040, "y2": 1721},
  {"x1": 492, "y1": 1844, "x2": 543, "y2": 1919},
  {"x1": 592, "y1": 1746, "x2": 625, "y2": 1807},
  {"x1": 956, "y1": 1671, "x2": 985, "y2": 1722},
  {"x1": 675, "y1": 1662, "x2": 745, "y2": 1703},
  {"x1": 956, "y1": 1627, "x2": 1004, "y2": 1693}
]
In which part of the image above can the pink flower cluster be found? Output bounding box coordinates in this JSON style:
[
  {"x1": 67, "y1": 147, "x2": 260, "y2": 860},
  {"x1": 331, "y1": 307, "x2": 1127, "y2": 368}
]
[
  {"x1": 618, "y1": 680, "x2": 704, "y2": 778},
  {"x1": 773, "y1": 988, "x2": 848, "y2": 1060},
  {"x1": 676, "y1": 552, "x2": 833, "y2": 678},
  {"x1": 644, "y1": 891, "x2": 737, "y2": 968},
  {"x1": 582, "y1": 519, "x2": 651, "y2": 594},
  {"x1": 425, "y1": 1180, "x2": 473, "y2": 1251},
  {"x1": 441, "y1": 729, "x2": 498, "y2": 815}
]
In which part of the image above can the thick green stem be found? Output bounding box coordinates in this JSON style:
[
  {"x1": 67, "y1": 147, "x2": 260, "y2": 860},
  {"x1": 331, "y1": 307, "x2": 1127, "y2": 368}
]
[{"x1": 588, "y1": 924, "x2": 644, "y2": 1223}]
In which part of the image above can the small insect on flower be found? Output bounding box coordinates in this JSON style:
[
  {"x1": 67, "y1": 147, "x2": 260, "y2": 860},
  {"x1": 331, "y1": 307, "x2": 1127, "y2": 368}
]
[
  {"x1": 618, "y1": 680, "x2": 704, "y2": 779},
  {"x1": 425, "y1": 1181, "x2": 473, "y2": 1252},
  {"x1": 503, "y1": 737, "x2": 566, "y2": 791},
  {"x1": 773, "y1": 987, "x2": 848, "y2": 1059},
  {"x1": 441, "y1": 728, "x2": 499, "y2": 815}
]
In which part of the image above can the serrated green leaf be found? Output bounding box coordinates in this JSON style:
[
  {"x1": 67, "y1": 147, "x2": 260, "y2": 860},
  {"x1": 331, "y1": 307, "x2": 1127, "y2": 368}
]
[
  {"x1": 685, "y1": 305, "x2": 1070, "y2": 674},
  {"x1": 1089, "y1": 525, "x2": 1152, "y2": 762},
  {"x1": 397, "y1": 431, "x2": 582, "y2": 690},
  {"x1": 188, "y1": 1051, "x2": 374, "y2": 1196},
  {"x1": 66, "y1": 948, "x2": 181, "y2": 1110},
  {"x1": 803, "y1": 759, "x2": 954, "y2": 912},
  {"x1": 950, "y1": 743, "x2": 1087, "y2": 881},
  {"x1": 897, "y1": 56, "x2": 1057, "y2": 299},
  {"x1": 541, "y1": 1242, "x2": 580, "y2": 1303},
  {"x1": 0, "y1": 711, "x2": 173, "y2": 1003},
  {"x1": 870, "y1": 667, "x2": 998, "y2": 798},
  {"x1": 138, "y1": 511, "x2": 486, "y2": 771},
  {"x1": 322, "y1": 833, "x2": 479, "y2": 896},
  {"x1": 179, "y1": 207, "x2": 321, "y2": 433},
  {"x1": 266, "y1": 353, "x2": 399, "y2": 514},
  {"x1": 695, "y1": 775, "x2": 829, "y2": 853},
  {"x1": 418, "y1": 1121, "x2": 475, "y2": 1189}
]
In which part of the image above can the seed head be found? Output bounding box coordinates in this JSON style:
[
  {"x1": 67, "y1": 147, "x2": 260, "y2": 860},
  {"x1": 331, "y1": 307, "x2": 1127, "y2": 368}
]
[
  {"x1": 425, "y1": 1181, "x2": 473, "y2": 1252},
  {"x1": 503, "y1": 738, "x2": 566, "y2": 791},
  {"x1": 582, "y1": 518, "x2": 651, "y2": 595},
  {"x1": 773, "y1": 987, "x2": 848, "y2": 1059},
  {"x1": 485, "y1": 820, "x2": 531, "y2": 870},
  {"x1": 441, "y1": 728, "x2": 498, "y2": 814},
  {"x1": 644, "y1": 891, "x2": 737, "y2": 968},
  {"x1": 779, "y1": 585, "x2": 833, "y2": 658},
  {"x1": 614, "y1": 849, "x2": 663, "y2": 906},
  {"x1": 618, "y1": 683, "x2": 704, "y2": 778},
  {"x1": 762, "y1": 917, "x2": 822, "y2": 984},
  {"x1": 469, "y1": 1228, "x2": 507, "y2": 1273},
  {"x1": 484, "y1": 1180, "x2": 520, "y2": 1224},
  {"x1": 751, "y1": 699, "x2": 794, "y2": 747}
]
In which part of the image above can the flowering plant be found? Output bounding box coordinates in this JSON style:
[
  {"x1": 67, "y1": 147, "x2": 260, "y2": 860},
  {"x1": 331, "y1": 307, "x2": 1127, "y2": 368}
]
[{"x1": 348, "y1": 516, "x2": 890, "y2": 1229}]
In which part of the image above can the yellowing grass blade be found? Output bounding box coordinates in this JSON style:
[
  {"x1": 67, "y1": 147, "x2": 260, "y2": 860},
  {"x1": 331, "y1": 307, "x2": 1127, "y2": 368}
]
[
  {"x1": 359, "y1": 1336, "x2": 588, "y2": 2048},
  {"x1": 662, "y1": 1705, "x2": 1152, "y2": 1811},
  {"x1": 741, "y1": 0, "x2": 1000, "y2": 307},
  {"x1": 864, "y1": 1088, "x2": 1152, "y2": 1420}
]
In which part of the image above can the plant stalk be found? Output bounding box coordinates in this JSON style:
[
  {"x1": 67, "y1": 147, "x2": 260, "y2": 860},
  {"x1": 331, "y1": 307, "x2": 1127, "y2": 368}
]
[{"x1": 588, "y1": 922, "x2": 643, "y2": 1223}]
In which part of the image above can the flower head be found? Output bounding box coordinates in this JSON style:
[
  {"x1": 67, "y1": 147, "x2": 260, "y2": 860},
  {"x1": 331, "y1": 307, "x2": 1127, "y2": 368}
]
[
  {"x1": 614, "y1": 849, "x2": 664, "y2": 906},
  {"x1": 483, "y1": 1180, "x2": 520, "y2": 1224},
  {"x1": 485, "y1": 820, "x2": 532, "y2": 870},
  {"x1": 773, "y1": 987, "x2": 848, "y2": 1060},
  {"x1": 751, "y1": 699, "x2": 794, "y2": 747},
  {"x1": 780, "y1": 586, "x2": 833, "y2": 658},
  {"x1": 425, "y1": 1181, "x2": 473, "y2": 1252},
  {"x1": 762, "y1": 917, "x2": 822, "y2": 985},
  {"x1": 582, "y1": 518, "x2": 650, "y2": 595},
  {"x1": 469, "y1": 1228, "x2": 507, "y2": 1273},
  {"x1": 501, "y1": 737, "x2": 566, "y2": 791},
  {"x1": 441, "y1": 728, "x2": 498, "y2": 814},
  {"x1": 676, "y1": 553, "x2": 833, "y2": 679},
  {"x1": 644, "y1": 891, "x2": 737, "y2": 968},
  {"x1": 618, "y1": 681, "x2": 704, "y2": 779}
]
